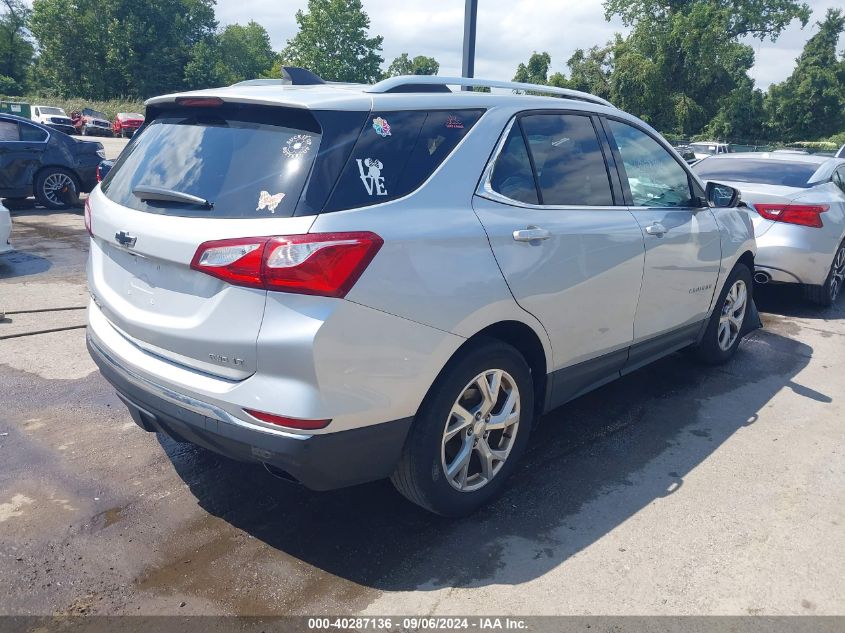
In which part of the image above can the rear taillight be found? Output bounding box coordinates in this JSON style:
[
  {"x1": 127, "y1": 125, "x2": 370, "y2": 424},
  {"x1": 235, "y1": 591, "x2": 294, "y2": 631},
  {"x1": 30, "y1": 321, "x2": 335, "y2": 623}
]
[
  {"x1": 190, "y1": 232, "x2": 383, "y2": 298},
  {"x1": 243, "y1": 408, "x2": 330, "y2": 431},
  {"x1": 84, "y1": 198, "x2": 93, "y2": 236},
  {"x1": 754, "y1": 203, "x2": 829, "y2": 228}
]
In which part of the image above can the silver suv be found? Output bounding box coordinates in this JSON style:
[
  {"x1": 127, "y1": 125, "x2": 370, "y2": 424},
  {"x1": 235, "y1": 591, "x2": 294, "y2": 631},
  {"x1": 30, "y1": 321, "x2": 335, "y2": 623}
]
[{"x1": 86, "y1": 72, "x2": 757, "y2": 516}]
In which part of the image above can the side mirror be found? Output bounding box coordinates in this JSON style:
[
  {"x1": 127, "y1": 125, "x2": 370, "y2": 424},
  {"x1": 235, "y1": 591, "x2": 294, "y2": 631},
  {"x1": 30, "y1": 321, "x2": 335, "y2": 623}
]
[{"x1": 705, "y1": 181, "x2": 739, "y2": 208}]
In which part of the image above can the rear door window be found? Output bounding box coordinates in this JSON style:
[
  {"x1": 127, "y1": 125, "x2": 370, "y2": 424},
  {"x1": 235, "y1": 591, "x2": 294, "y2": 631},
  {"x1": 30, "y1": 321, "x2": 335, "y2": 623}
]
[
  {"x1": 20, "y1": 122, "x2": 48, "y2": 142},
  {"x1": 489, "y1": 123, "x2": 539, "y2": 205},
  {"x1": 520, "y1": 113, "x2": 614, "y2": 206},
  {"x1": 324, "y1": 109, "x2": 484, "y2": 211},
  {"x1": 101, "y1": 105, "x2": 322, "y2": 218}
]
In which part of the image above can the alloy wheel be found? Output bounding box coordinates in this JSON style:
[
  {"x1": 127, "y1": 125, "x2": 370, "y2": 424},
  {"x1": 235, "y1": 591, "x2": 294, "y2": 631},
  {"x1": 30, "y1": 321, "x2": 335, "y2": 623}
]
[
  {"x1": 42, "y1": 172, "x2": 76, "y2": 206},
  {"x1": 718, "y1": 279, "x2": 747, "y2": 351},
  {"x1": 441, "y1": 369, "x2": 521, "y2": 492}
]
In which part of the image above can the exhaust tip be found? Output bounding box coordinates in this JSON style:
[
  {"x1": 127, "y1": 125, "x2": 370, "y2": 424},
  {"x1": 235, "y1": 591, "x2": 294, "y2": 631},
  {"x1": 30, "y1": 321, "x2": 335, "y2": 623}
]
[
  {"x1": 754, "y1": 271, "x2": 771, "y2": 284},
  {"x1": 263, "y1": 462, "x2": 301, "y2": 484}
]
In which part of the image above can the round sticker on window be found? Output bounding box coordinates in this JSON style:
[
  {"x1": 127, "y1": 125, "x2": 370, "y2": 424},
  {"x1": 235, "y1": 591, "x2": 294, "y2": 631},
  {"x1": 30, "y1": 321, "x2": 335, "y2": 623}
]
[{"x1": 283, "y1": 134, "x2": 313, "y2": 159}]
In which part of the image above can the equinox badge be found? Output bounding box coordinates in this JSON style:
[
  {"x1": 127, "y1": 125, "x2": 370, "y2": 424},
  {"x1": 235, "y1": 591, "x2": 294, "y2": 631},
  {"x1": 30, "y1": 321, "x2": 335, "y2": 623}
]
[{"x1": 115, "y1": 231, "x2": 137, "y2": 248}]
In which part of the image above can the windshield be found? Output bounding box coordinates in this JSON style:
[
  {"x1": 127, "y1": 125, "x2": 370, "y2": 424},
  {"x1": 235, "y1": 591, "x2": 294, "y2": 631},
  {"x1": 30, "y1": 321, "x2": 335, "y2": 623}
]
[
  {"x1": 83, "y1": 109, "x2": 108, "y2": 119},
  {"x1": 693, "y1": 158, "x2": 820, "y2": 188},
  {"x1": 40, "y1": 107, "x2": 65, "y2": 116},
  {"x1": 101, "y1": 105, "x2": 322, "y2": 218}
]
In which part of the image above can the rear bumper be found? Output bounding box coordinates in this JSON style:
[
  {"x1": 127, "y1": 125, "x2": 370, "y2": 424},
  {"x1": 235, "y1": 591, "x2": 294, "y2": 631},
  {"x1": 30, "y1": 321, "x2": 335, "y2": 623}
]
[
  {"x1": 88, "y1": 333, "x2": 412, "y2": 490},
  {"x1": 755, "y1": 226, "x2": 838, "y2": 286}
]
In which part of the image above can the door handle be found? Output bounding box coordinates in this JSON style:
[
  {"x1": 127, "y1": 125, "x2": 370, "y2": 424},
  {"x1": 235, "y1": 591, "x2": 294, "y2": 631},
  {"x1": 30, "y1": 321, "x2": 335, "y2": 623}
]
[
  {"x1": 645, "y1": 222, "x2": 667, "y2": 237},
  {"x1": 513, "y1": 227, "x2": 551, "y2": 242}
]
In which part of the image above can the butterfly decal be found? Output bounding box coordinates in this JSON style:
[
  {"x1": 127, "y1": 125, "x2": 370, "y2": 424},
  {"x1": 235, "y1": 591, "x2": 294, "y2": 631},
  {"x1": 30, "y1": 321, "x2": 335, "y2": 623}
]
[{"x1": 256, "y1": 191, "x2": 285, "y2": 213}]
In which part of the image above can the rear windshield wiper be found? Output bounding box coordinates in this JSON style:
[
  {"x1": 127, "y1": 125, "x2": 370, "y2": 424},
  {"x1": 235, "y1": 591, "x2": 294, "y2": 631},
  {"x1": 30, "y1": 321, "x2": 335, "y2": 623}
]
[{"x1": 132, "y1": 185, "x2": 213, "y2": 209}]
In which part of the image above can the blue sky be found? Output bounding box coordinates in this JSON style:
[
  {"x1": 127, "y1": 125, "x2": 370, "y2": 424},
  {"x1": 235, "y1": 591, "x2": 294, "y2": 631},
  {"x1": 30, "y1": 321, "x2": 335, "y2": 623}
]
[{"x1": 217, "y1": 0, "x2": 844, "y2": 90}]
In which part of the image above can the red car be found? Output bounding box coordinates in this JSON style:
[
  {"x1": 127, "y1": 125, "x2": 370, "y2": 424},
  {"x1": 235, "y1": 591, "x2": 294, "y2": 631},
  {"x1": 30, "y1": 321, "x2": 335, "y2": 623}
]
[{"x1": 112, "y1": 112, "x2": 144, "y2": 138}]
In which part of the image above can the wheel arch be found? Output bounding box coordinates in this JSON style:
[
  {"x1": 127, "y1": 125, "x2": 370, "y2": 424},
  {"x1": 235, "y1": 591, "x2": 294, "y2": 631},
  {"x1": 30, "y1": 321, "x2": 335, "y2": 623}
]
[{"x1": 444, "y1": 320, "x2": 550, "y2": 418}]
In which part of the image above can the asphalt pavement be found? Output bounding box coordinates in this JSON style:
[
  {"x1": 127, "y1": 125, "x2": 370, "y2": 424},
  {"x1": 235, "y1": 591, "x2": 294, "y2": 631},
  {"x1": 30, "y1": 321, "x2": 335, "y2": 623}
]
[{"x1": 0, "y1": 190, "x2": 843, "y2": 616}]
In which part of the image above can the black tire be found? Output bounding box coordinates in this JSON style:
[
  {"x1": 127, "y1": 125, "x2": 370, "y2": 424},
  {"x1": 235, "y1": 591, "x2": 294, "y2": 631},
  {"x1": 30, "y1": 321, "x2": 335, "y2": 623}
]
[
  {"x1": 390, "y1": 338, "x2": 535, "y2": 517},
  {"x1": 692, "y1": 263, "x2": 753, "y2": 365},
  {"x1": 34, "y1": 168, "x2": 80, "y2": 210},
  {"x1": 803, "y1": 241, "x2": 845, "y2": 307}
]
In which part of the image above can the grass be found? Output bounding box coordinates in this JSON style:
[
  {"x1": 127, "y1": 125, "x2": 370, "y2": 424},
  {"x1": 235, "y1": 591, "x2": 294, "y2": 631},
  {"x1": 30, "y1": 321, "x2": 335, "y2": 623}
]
[{"x1": 1, "y1": 95, "x2": 145, "y2": 121}]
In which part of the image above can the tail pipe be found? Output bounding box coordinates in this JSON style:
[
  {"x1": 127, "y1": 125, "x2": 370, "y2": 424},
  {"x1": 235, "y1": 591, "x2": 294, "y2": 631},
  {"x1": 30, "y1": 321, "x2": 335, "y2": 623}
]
[{"x1": 753, "y1": 271, "x2": 771, "y2": 285}]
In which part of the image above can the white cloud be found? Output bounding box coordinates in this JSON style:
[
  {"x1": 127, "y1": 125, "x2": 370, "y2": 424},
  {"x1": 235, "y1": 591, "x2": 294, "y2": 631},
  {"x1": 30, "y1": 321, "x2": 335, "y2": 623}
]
[{"x1": 216, "y1": 0, "x2": 844, "y2": 89}]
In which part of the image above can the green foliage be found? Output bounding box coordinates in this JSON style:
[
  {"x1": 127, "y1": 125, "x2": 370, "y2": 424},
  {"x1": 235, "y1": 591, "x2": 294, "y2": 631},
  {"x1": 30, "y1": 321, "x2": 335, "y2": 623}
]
[
  {"x1": 0, "y1": 0, "x2": 33, "y2": 91},
  {"x1": 513, "y1": 51, "x2": 551, "y2": 84},
  {"x1": 281, "y1": 0, "x2": 383, "y2": 83},
  {"x1": 184, "y1": 21, "x2": 276, "y2": 88},
  {"x1": 1, "y1": 94, "x2": 146, "y2": 121},
  {"x1": 29, "y1": 0, "x2": 217, "y2": 99},
  {"x1": 765, "y1": 9, "x2": 845, "y2": 141},
  {"x1": 385, "y1": 53, "x2": 439, "y2": 77}
]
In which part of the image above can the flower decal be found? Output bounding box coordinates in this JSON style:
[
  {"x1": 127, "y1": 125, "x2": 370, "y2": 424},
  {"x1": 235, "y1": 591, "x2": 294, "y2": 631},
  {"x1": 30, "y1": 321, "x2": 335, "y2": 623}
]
[
  {"x1": 283, "y1": 134, "x2": 313, "y2": 158},
  {"x1": 372, "y1": 117, "x2": 392, "y2": 137}
]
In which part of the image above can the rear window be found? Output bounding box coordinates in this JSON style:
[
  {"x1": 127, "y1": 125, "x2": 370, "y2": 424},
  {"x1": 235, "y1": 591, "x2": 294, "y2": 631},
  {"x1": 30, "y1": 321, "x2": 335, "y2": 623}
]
[
  {"x1": 324, "y1": 109, "x2": 484, "y2": 211},
  {"x1": 101, "y1": 106, "x2": 322, "y2": 218},
  {"x1": 693, "y1": 158, "x2": 819, "y2": 188}
]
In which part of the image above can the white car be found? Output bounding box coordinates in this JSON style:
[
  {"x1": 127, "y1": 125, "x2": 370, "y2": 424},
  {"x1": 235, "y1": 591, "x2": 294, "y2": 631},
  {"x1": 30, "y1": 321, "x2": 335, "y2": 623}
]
[
  {"x1": 0, "y1": 201, "x2": 12, "y2": 255},
  {"x1": 690, "y1": 141, "x2": 730, "y2": 161},
  {"x1": 31, "y1": 105, "x2": 76, "y2": 135}
]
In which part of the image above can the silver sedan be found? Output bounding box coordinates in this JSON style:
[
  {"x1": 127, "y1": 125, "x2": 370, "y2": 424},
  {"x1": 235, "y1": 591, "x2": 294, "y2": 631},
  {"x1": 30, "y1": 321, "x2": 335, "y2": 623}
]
[{"x1": 694, "y1": 153, "x2": 845, "y2": 305}]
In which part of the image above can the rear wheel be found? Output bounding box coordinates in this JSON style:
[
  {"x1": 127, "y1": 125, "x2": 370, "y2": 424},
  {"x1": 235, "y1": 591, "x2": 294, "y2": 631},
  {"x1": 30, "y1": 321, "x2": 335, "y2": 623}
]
[
  {"x1": 692, "y1": 264, "x2": 752, "y2": 365},
  {"x1": 34, "y1": 168, "x2": 80, "y2": 210},
  {"x1": 391, "y1": 339, "x2": 534, "y2": 517},
  {"x1": 804, "y1": 241, "x2": 845, "y2": 307}
]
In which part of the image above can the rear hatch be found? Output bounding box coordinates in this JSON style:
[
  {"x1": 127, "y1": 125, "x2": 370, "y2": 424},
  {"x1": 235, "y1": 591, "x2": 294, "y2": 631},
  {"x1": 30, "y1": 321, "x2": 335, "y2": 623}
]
[{"x1": 89, "y1": 102, "x2": 345, "y2": 380}]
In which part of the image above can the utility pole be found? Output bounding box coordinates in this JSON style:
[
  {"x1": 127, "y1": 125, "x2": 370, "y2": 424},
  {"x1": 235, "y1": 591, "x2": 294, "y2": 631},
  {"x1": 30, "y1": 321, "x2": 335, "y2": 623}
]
[{"x1": 461, "y1": 0, "x2": 478, "y2": 91}]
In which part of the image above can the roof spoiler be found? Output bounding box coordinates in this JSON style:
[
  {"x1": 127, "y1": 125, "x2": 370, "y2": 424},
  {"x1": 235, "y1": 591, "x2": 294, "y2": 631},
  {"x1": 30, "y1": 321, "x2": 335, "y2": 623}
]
[{"x1": 232, "y1": 66, "x2": 326, "y2": 87}]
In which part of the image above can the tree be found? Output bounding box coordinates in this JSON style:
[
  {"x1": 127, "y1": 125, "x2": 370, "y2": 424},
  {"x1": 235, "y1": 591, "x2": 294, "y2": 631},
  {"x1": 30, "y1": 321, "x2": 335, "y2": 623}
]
[
  {"x1": 385, "y1": 53, "x2": 439, "y2": 77},
  {"x1": 30, "y1": 0, "x2": 217, "y2": 98},
  {"x1": 0, "y1": 0, "x2": 33, "y2": 93},
  {"x1": 513, "y1": 51, "x2": 551, "y2": 85},
  {"x1": 602, "y1": 0, "x2": 810, "y2": 135},
  {"x1": 185, "y1": 21, "x2": 276, "y2": 88},
  {"x1": 765, "y1": 8, "x2": 845, "y2": 141},
  {"x1": 281, "y1": 0, "x2": 383, "y2": 84}
]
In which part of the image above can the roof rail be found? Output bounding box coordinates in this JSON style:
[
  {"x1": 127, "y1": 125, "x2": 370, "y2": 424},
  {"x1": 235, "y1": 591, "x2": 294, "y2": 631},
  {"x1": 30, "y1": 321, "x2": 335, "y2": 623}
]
[{"x1": 367, "y1": 75, "x2": 614, "y2": 108}]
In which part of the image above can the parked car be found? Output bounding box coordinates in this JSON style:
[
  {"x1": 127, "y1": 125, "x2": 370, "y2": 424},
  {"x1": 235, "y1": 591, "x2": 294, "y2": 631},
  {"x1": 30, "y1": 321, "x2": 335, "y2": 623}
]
[
  {"x1": 71, "y1": 108, "x2": 113, "y2": 137},
  {"x1": 0, "y1": 113, "x2": 105, "y2": 209},
  {"x1": 694, "y1": 152, "x2": 845, "y2": 305},
  {"x1": 31, "y1": 105, "x2": 76, "y2": 135},
  {"x1": 0, "y1": 200, "x2": 11, "y2": 255},
  {"x1": 97, "y1": 159, "x2": 114, "y2": 182},
  {"x1": 690, "y1": 141, "x2": 730, "y2": 161},
  {"x1": 86, "y1": 72, "x2": 757, "y2": 516},
  {"x1": 112, "y1": 112, "x2": 144, "y2": 138}
]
